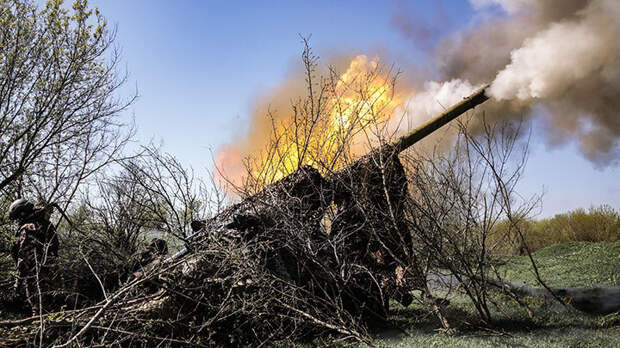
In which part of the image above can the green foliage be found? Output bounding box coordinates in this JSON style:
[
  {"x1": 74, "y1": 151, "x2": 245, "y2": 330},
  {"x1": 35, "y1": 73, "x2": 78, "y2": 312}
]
[
  {"x1": 536, "y1": 205, "x2": 620, "y2": 244},
  {"x1": 0, "y1": 0, "x2": 133, "y2": 201},
  {"x1": 489, "y1": 205, "x2": 620, "y2": 254}
]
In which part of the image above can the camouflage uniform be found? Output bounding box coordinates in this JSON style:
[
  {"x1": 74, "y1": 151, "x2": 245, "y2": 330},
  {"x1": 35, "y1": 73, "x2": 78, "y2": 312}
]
[{"x1": 8, "y1": 199, "x2": 60, "y2": 314}]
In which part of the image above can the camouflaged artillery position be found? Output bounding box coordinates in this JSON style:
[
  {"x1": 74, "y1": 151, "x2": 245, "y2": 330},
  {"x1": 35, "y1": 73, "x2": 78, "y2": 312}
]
[
  {"x1": 0, "y1": 87, "x2": 489, "y2": 347},
  {"x1": 133, "y1": 86, "x2": 491, "y2": 340}
]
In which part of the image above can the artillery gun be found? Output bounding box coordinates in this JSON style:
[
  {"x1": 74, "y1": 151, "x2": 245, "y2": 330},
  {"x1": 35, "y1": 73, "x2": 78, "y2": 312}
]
[
  {"x1": 11, "y1": 87, "x2": 488, "y2": 347},
  {"x1": 156, "y1": 86, "x2": 490, "y2": 323},
  {"x1": 178, "y1": 85, "x2": 490, "y2": 257},
  {"x1": 5, "y1": 85, "x2": 617, "y2": 347}
]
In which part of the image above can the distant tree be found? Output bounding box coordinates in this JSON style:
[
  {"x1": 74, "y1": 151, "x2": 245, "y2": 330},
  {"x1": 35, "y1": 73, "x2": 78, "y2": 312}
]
[
  {"x1": 0, "y1": 0, "x2": 135, "y2": 205},
  {"x1": 74, "y1": 145, "x2": 221, "y2": 249}
]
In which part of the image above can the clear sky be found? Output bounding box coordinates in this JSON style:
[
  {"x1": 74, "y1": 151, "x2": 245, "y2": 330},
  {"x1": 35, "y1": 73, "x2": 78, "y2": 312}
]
[{"x1": 89, "y1": 0, "x2": 619, "y2": 218}]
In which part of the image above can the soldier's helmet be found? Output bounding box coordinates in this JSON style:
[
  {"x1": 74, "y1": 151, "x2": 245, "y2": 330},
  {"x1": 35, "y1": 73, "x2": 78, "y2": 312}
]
[{"x1": 7, "y1": 198, "x2": 35, "y2": 221}]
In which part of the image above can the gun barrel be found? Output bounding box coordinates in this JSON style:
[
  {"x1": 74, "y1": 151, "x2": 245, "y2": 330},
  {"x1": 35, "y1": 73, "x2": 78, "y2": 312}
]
[
  {"x1": 179, "y1": 86, "x2": 490, "y2": 259},
  {"x1": 391, "y1": 85, "x2": 489, "y2": 153}
]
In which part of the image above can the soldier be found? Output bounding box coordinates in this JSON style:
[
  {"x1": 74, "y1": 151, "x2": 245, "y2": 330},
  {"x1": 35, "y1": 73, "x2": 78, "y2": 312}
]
[
  {"x1": 7, "y1": 198, "x2": 60, "y2": 314},
  {"x1": 131, "y1": 238, "x2": 168, "y2": 278}
]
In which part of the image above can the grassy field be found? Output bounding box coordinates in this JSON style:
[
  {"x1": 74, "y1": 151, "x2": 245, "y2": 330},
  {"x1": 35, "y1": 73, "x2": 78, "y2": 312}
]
[
  {"x1": 500, "y1": 241, "x2": 620, "y2": 288},
  {"x1": 372, "y1": 241, "x2": 620, "y2": 347}
]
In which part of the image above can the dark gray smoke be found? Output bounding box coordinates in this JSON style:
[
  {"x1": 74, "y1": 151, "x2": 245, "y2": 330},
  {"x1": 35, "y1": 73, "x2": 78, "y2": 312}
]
[{"x1": 392, "y1": 0, "x2": 620, "y2": 164}]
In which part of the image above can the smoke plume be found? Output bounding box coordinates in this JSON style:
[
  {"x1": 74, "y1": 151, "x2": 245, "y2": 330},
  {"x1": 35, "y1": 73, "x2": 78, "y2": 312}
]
[
  {"x1": 435, "y1": 0, "x2": 620, "y2": 164},
  {"x1": 217, "y1": 0, "x2": 620, "y2": 188}
]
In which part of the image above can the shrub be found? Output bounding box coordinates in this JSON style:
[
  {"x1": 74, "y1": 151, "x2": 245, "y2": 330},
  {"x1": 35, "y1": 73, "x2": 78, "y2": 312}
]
[{"x1": 491, "y1": 205, "x2": 620, "y2": 254}]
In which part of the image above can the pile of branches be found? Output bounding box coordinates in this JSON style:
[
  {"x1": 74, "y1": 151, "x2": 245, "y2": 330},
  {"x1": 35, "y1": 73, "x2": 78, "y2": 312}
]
[
  {"x1": 1, "y1": 155, "x2": 422, "y2": 346},
  {"x1": 0, "y1": 119, "x2": 542, "y2": 346}
]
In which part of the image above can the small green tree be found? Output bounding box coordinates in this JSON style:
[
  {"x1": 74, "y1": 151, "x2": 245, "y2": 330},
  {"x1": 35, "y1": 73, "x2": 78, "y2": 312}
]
[{"x1": 0, "y1": 0, "x2": 134, "y2": 205}]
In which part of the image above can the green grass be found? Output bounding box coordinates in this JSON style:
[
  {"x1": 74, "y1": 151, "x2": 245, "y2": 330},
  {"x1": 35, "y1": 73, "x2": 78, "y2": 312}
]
[
  {"x1": 376, "y1": 291, "x2": 620, "y2": 347},
  {"x1": 371, "y1": 241, "x2": 620, "y2": 347},
  {"x1": 375, "y1": 326, "x2": 620, "y2": 348},
  {"x1": 499, "y1": 241, "x2": 620, "y2": 288}
]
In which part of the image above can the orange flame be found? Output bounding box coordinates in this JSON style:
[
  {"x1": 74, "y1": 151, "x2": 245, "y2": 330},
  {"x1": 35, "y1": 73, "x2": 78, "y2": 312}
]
[{"x1": 216, "y1": 55, "x2": 403, "y2": 191}]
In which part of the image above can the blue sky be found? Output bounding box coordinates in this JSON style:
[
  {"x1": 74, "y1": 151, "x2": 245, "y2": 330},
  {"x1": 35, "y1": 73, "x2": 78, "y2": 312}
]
[{"x1": 89, "y1": 0, "x2": 619, "y2": 217}]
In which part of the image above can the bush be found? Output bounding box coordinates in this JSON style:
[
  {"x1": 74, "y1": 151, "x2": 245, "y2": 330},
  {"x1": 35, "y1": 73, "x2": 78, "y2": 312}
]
[{"x1": 490, "y1": 205, "x2": 620, "y2": 254}]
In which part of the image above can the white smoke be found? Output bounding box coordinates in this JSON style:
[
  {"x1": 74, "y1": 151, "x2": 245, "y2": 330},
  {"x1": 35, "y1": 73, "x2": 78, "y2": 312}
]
[
  {"x1": 389, "y1": 79, "x2": 481, "y2": 135},
  {"x1": 395, "y1": 0, "x2": 620, "y2": 163},
  {"x1": 489, "y1": 1, "x2": 617, "y2": 101}
]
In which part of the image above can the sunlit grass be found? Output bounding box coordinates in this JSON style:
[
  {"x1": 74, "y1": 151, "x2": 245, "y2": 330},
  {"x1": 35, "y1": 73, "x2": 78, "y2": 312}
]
[
  {"x1": 499, "y1": 241, "x2": 620, "y2": 288},
  {"x1": 371, "y1": 241, "x2": 620, "y2": 347}
]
